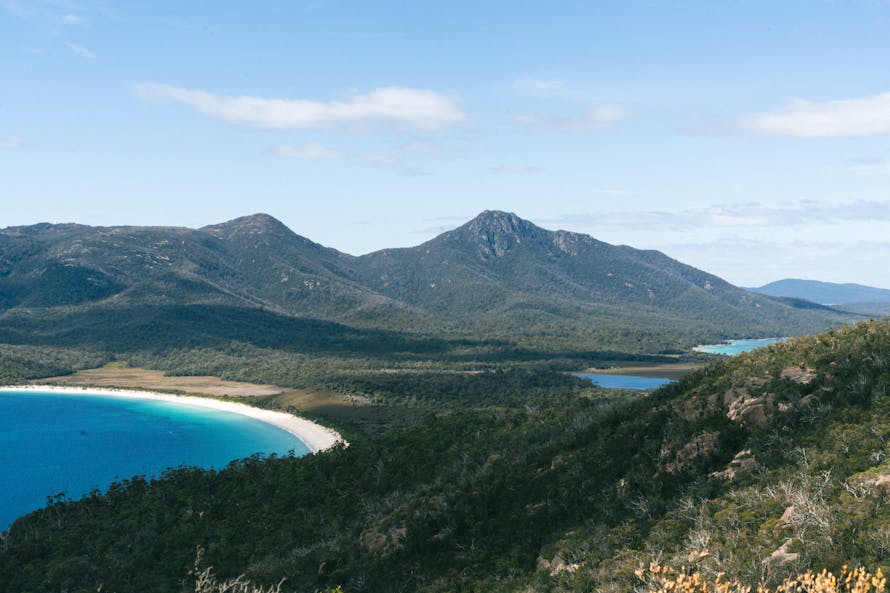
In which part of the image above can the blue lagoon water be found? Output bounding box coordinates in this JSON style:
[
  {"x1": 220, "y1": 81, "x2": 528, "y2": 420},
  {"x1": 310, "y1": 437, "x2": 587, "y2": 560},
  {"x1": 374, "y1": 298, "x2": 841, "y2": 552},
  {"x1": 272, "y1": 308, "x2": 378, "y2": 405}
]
[
  {"x1": 0, "y1": 390, "x2": 311, "y2": 529},
  {"x1": 575, "y1": 373, "x2": 674, "y2": 390},
  {"x1": 693, "y1": 337, "x2": 787, "y2": 356}
]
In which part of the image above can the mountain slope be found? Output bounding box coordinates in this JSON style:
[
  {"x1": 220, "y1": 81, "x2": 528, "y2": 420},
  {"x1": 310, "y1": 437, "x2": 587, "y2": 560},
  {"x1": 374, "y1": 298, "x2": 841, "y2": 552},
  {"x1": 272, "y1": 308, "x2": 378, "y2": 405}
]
[
  {"x1": 750, "y1": 278, "x2": 890, "y2": 305},
  {"x1": 357, "y1": 211, "x2": 850, "y2": 340},
  {"x1": 0, "y1": 212, "x2": 852, "y2": 353},
  {"x1": 0, "y1": 214, "x2": 421, "y2": 328}
]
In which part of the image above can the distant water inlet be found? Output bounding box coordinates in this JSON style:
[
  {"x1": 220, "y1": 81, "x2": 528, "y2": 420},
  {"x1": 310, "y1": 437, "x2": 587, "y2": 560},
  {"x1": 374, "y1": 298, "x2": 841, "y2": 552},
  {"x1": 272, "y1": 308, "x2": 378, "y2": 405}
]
[
  {"x1": 0, "y1": 390, "x2": 311, "y2": 530},
  {"x1": 693, "y1": 337, "x2": 788, "y2": 356},
  {"x1": 575, "y1": 373, "x2": 673, "y2": 390}
]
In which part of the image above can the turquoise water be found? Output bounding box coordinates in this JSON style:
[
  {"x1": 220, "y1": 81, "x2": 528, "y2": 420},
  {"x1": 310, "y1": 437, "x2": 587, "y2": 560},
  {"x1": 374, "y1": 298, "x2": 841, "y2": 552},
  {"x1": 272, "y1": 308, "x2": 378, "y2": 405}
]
[
  {"x1": 575, "y1": 373, "x2": 673, "y2": 390},
  {"x1": 693, "y1": 337, "x2": 788, "y2": 356},
  {"x1": 0, "y1": 390, "x2": 311, "y2": 530}
]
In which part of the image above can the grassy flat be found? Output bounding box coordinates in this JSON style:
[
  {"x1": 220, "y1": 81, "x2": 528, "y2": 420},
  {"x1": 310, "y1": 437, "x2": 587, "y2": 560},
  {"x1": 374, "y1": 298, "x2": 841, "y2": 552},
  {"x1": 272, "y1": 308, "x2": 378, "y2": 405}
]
[{"x1": 33, "y1": 363, "x2": 285, "y2": 398}]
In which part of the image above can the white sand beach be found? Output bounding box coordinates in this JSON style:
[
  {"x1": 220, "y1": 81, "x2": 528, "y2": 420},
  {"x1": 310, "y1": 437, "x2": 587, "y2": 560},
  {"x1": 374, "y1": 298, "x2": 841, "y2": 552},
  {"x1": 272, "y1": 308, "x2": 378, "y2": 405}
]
[{"x1": 0, "y1": 385, "x2": 345, "y2": 453}]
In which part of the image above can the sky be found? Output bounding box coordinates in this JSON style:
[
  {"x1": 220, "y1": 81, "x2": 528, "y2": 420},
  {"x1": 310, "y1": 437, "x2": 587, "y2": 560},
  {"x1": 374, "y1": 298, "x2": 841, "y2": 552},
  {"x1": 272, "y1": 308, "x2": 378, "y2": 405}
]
[{"x1": 2, "y1": 0, "x2": 890, "y2": 288}]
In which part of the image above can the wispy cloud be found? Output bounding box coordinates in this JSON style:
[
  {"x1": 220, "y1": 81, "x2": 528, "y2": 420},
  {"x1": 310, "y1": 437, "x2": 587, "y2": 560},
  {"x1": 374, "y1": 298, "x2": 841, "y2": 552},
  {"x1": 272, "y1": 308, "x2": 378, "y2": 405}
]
[
  {"x1": 513, "y1": 78, "x2": 567, "y2": 96},
  {"x1": 490, "y1": 164, "x2": 540, "y2": 174},
  {"x1": 65, "y1": 42, "x2": 94, "y2": 59},
  {"x1": 590, "y1": 188, "x2": 634, "y2": 196},
  {"x1": 0, "y1": 136, "x2": 31, "y2": 149},
  {"x1": 59, "y1": 12, "x2": 83, "y2": 24},
  {"x1": 362, "y1": 153, "x2": 432, "y2": 176},
  {"x1": 662, "y1": 238, "x2": 890, "y2": 289},
  {"x1": 134, "y1": 83, "x2": 466, "y2": 130},
  {"x1": 514, "y1": 106, "x2": 629, "y2": 131},
  {"x1": 4, "y1": 0, "x2": 87, "y2": 26},
  {"x1": 742, "y1": 91, "x2": 890, "y2": 137},
  {"x1": 544, "y1": 200, "x2": 890, "y2": 231},
  {"x1": 847, "y1": 157, "x2": 890, "y2": 174},
  {"x1": 271, "y1": 143, "x2": 343, "y2": 160}
]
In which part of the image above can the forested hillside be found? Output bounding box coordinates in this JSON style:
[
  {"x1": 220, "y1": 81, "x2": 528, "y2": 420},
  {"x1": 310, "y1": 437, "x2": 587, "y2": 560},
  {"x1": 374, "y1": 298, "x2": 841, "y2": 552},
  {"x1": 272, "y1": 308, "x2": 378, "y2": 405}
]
[
  {"x1": 2, "y1": 319, "x2": 888, "y2": 593},
  {"x1": 0, "y1": 212, "x2": 852, "y2": 355}
]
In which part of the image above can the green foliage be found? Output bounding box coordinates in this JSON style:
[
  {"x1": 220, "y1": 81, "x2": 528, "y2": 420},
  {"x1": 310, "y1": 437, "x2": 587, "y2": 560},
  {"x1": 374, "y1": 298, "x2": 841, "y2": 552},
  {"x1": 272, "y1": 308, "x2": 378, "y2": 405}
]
[
  {"x1": 0, "y1": 212, "x2": 853, "y2": 355},
  {"x1": 3, "y1": 319, "x2": 890, "y2": 592},
  {"x1": 0, "y1": 344, "x2": 109, "y2": 383}
]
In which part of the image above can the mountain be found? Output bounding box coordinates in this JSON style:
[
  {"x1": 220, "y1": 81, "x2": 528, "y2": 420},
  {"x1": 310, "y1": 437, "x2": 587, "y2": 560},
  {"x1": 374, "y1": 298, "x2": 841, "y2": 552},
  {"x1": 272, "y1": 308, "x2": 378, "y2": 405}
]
[
  {"x1": 0, "y1": 214, "x2": 419, "y2": 326},
  {"x1": 356, "y1": 211, "x2": 850, "y2": 342},
  {"x1": 750, "y1": 278, "x2": 890, "y2": 305},
  {"x1": 0, "y1": 211, "x2": 852, "y2": 353},
  {"x1": 3, "y1": 318, "x2": 888, "y2": 593}
]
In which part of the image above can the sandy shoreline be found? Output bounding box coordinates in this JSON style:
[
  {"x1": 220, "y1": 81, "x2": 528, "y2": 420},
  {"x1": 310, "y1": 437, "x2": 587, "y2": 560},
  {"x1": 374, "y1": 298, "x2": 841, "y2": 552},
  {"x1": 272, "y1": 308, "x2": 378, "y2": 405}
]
[{"x1": 0, "y1": 385, "x2": 345, "y2": 453}]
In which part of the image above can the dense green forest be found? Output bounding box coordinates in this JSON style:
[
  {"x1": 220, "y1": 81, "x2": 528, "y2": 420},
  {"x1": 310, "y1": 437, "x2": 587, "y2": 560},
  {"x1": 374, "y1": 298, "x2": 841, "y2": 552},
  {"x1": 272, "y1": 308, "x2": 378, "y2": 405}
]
[
  {"x1": 2, "y1": 318, "x2": 888, "y2": 592},
  {"x1": 0, "y1": 213, "x2": 854, "y2": 356}
]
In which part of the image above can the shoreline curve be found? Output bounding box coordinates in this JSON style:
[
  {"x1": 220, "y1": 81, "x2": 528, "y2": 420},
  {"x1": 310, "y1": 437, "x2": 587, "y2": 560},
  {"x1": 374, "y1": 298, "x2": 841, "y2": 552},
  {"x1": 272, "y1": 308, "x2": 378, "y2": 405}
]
[{"x1": 0, "y1": 385, "x2": 346, "y2": 454}]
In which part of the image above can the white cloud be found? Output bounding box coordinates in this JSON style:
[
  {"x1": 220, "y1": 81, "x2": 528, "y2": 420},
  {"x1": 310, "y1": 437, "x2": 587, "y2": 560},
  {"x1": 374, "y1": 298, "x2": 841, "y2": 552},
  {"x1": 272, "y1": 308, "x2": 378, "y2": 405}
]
[
  {"x1": 743, "y1": 91, "x2": 890, "y2": 137},
  {"x1": 134, "y1": 83, "x2": 465, "y2": 130},
  {"x1": 271, "y1": 143, "x2": 343, "y2": 160},
  {"x1": 65, "y1": 42, "x2": 94, "y2": 59},
  {"x1": 490, "y1": 164, "x2": 540, "y2": 174},
  {"x1": 514, "y1": 106, "x2": 629, "y2": 131}
]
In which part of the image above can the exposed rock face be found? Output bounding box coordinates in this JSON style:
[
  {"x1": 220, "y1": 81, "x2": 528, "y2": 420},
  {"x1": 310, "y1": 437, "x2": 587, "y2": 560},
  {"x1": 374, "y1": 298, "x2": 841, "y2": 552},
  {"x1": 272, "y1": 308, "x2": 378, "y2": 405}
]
[
  {"x1": 710, "y1": 449, "x2": 758, "y2": 481},
  {"x1": 464, "y1": 210, "x2": 539, "y2": 259},
  {"x1": 876, "y1": 475, "x2": 890, "y2": 496},
  {"x1": 359, "y1": 527, "x2": 407, "y2": 554},
  {"x1": 778, "y1": 505, "x2": 796, "y2": 527},
  {"x1": 763, "y1": 539, "x2": 799, "y2": 567},
  {"x1": 663, "y1": 431, "x2": 720, "y2": 474},
  {"x1": 536, "y1": 553, "x2": 581, "y2": 576},
  {"x1": 856, "y1": 473, "x2": 890, "y2": 497},
  {"x1": 724, "y1": 387, "x2": 776, "y2": 425},
  {"x1": 780, "y1": 366, "x2": 817, "y2": 384}
]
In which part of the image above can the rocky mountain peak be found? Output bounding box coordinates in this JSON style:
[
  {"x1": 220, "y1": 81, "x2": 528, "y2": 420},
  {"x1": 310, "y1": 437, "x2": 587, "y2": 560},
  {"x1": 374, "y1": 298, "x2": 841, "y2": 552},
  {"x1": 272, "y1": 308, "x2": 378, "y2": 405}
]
[
  {"x1": 460, "y1": 210, "x2": 544, "y2": 258},
  {"x1": 200, "y1": 213, "x2": 294, "y2": 239}
]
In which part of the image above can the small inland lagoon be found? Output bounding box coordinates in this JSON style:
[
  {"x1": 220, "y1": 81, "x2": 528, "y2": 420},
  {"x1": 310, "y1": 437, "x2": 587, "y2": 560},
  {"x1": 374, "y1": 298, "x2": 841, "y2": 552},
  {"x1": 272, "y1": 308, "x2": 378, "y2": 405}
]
[
  {"x1": 0, "y1": 389, "x2": 311, "y2": 530},
  {"x1": 693, "y1": 337, "x2": 787, "y2": 356},
  {"x1": 575, "y1": 373, "x2": 674, "y2": 390}
]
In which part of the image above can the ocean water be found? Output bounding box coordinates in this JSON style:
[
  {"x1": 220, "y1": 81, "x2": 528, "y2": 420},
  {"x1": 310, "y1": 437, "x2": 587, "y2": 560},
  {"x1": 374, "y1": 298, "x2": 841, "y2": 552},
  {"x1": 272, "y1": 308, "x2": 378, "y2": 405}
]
[
  {"x1": 575, "y1": 373, "x2": 673, "y2": 390},
  {"x1": 0, "y1": 390, "x2": 311, "y2": 529},
  {"x1": 693, "y1": 337, "x2": 787, "y2": 356}
]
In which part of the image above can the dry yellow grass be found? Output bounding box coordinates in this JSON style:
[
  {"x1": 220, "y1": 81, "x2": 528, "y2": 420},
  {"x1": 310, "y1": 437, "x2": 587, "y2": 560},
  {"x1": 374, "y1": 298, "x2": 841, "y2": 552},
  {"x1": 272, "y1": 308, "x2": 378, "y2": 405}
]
[
  {"x1": 34, "y1": 365, "x2": 285, "y2": 398},
  {"x1": 637, "y1": 551, "x2": 886, "y2": 593},
  {"x1": 583, "y1": 362, "x2": 704, "y2": 380}
]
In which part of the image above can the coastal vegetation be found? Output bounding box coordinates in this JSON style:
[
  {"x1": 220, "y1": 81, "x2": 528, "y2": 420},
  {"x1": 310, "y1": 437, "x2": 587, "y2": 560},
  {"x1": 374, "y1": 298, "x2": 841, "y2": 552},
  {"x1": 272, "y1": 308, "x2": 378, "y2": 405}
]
[{"x1": 2, "y1": 318, "x2": 888, "y2": 592}]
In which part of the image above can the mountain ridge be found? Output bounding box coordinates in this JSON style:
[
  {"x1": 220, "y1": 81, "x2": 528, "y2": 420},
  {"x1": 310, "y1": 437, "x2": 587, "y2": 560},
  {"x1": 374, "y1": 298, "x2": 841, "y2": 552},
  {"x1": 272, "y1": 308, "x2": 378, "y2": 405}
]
[{"x1": 0, "y1": 211, "x2": 854, "y2": 351}]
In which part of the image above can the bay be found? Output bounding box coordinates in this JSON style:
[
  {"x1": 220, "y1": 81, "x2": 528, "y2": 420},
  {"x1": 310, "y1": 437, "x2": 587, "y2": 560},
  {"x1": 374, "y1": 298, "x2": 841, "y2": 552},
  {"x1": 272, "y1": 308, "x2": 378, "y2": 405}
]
[{"x1": 0, "y1": 390, "x2": 310, "y2": 530}]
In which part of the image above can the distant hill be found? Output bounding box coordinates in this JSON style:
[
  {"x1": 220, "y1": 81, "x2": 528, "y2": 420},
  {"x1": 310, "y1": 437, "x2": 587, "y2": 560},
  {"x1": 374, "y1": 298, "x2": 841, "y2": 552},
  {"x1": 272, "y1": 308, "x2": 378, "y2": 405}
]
[
  {"x1": 749, "y1": 278, "x2": 890, "y2": 305},
  {"x1": 0, "y1": 211, "x2": 853, "y2": 353}
]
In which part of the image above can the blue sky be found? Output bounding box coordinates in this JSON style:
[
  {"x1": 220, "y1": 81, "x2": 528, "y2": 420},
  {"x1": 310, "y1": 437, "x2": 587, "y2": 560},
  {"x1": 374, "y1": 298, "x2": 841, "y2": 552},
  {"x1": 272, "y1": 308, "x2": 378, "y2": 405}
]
[{"x1": 2, "y1": 0, "x2": 890, "y2": 287}]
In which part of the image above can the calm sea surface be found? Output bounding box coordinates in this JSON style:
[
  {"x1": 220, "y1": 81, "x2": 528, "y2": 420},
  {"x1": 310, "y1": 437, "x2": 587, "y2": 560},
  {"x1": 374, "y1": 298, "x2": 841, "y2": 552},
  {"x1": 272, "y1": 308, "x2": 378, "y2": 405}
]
[
  {"x1": 575, "y1": 373, "x2": 673, "y2": 390},
  {"x1": 0, "y1": 390, "x2": 310, "y2": 529},
  {"x1": 693, "y1": 337, "x2": 787, "y2": 356}
]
